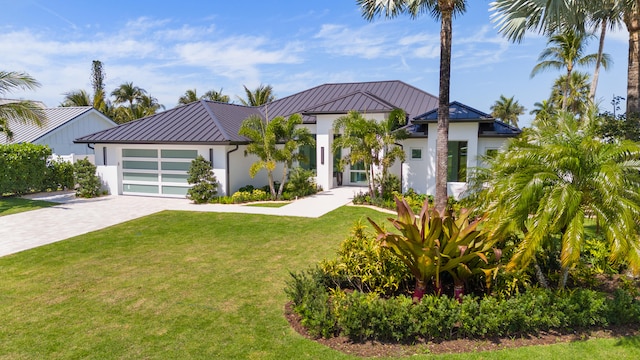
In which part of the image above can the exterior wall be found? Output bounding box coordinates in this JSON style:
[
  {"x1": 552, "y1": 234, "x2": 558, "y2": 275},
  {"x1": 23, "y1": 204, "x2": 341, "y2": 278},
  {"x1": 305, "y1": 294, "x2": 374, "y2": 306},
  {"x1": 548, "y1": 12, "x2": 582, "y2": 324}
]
[
  {"x1": 35, "y1": 111, "x2": 115, "y2": 155},
  {"x1": 401, "y1": 138, "x2": 429, "y2": 193},
  {"x1": 477, "y1": 137, "x2": 509, "y2": 167},
  {"x1": 227, "y1": 145, "x2": 285, "y2": 195},
  {"x1": 425, "y1": 122, "x2": 479, "y2": 199}
]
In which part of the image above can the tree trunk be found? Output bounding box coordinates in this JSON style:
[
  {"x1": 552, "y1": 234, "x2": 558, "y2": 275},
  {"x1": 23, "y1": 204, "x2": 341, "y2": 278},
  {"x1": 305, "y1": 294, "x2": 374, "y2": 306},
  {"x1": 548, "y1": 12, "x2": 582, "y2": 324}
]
[
  {"x1": 558, "y1": 266, "x2": 570, "y2": 289},
  {"x1": 435, "y1": 3, "x2": 453, "y2": 214},
  {"x1": 267, "y1": 171, "x2": 276, "y2": 200},
  {"x1": 589, "y1": 20, "x2": 607, "y2": 103},
  {"x1": 533, "y1": 260, "x2": 549, "y2": 289},
  {"x1": 278, "y1": 163, "x2": 289, "y2": 199},
  {"x1": 562, "y1": 67, "x2": 572, "y2": 111},
  {"x1": 626, "y1": 3, "x2": 640, "y2": 116}
]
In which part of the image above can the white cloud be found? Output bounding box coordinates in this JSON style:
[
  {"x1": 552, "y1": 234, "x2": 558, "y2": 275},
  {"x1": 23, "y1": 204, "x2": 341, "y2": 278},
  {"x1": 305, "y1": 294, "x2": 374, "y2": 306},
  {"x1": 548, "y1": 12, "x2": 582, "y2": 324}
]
[{"x1": 314, "y1": 23, "x2": 391, "y2": 59}]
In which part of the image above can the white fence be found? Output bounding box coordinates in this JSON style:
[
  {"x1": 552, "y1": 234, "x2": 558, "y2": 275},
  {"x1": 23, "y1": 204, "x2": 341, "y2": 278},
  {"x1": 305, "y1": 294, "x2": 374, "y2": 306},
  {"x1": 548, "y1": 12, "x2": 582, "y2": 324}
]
[{"x1": 50, "y1": 153, "x2": 95, "y2": 164}]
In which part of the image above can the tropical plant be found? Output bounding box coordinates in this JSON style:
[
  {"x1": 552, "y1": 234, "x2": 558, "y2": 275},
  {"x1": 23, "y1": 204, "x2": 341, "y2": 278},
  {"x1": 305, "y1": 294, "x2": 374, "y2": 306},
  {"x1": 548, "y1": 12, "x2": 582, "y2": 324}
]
[
  {"x1": 239, "y1": 113, "x2": 313, "y2": 199},
  {"x1": 549, "y1": 71, "x2": 591, "y2": 116},
  {"x1": 237, "y1": 84, "x2": 275, "y2": 106},
  {"x1": 472, "y1": 110, "x2": 640, "y2": 289},
  {"x1": 367, "y1": 196, "x2": 499, "y2": 301},
  {"x1": 358, "y1": 0, "x2": 468, "y2": 212},
  {"x1": 332, "y1": 110, "x2": 407, "y2": 198},
  {"x1": 529, "y1": 99, "x2": 556, "y2": 121},
  {"x1": 178, "y1": 88, "x2": 230, "y2": 105},
  {"x1": 186, "y1": 155, "x2": 218, "y2": 204},
  {"x1": 111, "y1": 82, "x2": 146, "y2": 108},
  {"x1": 530, "y1": 29, "x2": 608, "y2": 110},
  {"x1": 490, "y1": 95, "x2": 525, "y2": 127},
  {"x1": 490, "y1": 0, "x2": 639, "y2": 114},
  {"x1": 0, "y1": 71, "x2": 45, "y2": 139}
]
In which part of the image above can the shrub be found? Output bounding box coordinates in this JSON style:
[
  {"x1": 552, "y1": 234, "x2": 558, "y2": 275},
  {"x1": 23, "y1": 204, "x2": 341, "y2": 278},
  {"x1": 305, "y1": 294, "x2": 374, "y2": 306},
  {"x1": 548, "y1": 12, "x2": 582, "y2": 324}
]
[
  {"x1": 186, "y1": 155, "x2": 218, "y2": 204},
  {"x1": 0, "y1": 143, "x2": 51, "y2": 195},
  {"x1": 285, "y1": 167, "x2": 318, "y2": 198},
  {"x1": 284, "y1": 267, "x2": 336, "y2": 338},
  {"x1": 43, "y1": 156, "x2": 75, "y2": 191},
  {"x1": 74, "y1": 159, "x2": 101, "y2": 198},
  {"x1": 320, "y1": 222, "x2": 411, "y2": 296}
]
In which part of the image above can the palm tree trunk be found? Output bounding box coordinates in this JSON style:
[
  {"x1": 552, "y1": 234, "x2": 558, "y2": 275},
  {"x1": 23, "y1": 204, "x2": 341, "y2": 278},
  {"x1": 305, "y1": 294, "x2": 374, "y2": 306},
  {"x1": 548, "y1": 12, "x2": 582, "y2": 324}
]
[
  {"x1": 533, "y1": 260, "x2": 549, "y2": 289},
  {"x1": 626, "y1": 4, "x2": 640, "y2": 115},
  {"x1": 435, "y1": 3, "x2": 453, "y2": 214},
  {"x1": 267, "y1": 171, "x2": 276, "y2": 199},
  {"x1": 562, "y1": 67, "x2": 572, "y2": 111},
  {"x1": 589, "y1": 19, "x2": 608, "y2": 103},
  {"x1": 559, "y1": 266, "x2": 569, "y2": 289},
  {"x1": 278, "y1": 163, "x2": 289, "y2": 199}
]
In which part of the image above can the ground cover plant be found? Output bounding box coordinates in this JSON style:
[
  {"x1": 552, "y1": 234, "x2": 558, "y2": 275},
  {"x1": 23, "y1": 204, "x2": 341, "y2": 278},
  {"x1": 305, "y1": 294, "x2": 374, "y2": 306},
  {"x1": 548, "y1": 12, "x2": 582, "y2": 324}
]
[
  {"x1": 0, "y1": 196, "x2": 56, "y2": 216},
  {"x1": 2, "y1": 206, "x2": 640, "y2": 359}
]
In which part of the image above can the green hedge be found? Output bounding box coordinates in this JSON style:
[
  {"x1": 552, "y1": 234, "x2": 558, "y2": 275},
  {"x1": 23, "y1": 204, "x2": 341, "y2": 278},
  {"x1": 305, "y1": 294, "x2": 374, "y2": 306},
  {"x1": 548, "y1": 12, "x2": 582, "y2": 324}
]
[
  {"x1": 286, "y1": 270, "x2": 640, "y2": 342},
  {"x1": 0, "y1": 143, "x2": 51, "y2": 195}
]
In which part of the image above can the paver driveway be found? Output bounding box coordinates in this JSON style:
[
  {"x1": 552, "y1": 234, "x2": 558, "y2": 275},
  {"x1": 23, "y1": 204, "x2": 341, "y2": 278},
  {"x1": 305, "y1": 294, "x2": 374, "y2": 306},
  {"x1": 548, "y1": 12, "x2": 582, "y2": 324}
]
[{"x1": 0, "y1": 186, "x2": 367, "y2": 258}]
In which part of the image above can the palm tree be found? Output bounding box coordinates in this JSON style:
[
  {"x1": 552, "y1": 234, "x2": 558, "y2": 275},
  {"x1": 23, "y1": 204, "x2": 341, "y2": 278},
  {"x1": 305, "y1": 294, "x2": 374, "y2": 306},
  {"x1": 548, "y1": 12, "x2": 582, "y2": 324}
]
[
  {"x1": 111, "y1": 82, "x2": 146, "y2": 108},
  {"x1": 473, "y1": 111, "x2": 640, "y2": 288},
  {"x1": 0, "y1": 71, "x2": 45, "y2": 139},
  {"x1": 271, "y1": 114, "x2": 315, "y2": 198},
  {"x1": 529, "y1": 99, "x2": 556, "y2": 121},
  {"x1": 237, "y1": 84, "x2": 275, "y2": 106},
  {"x1": 357, "y1": 0, "x2": 468, "y2": 212},
  {"x1": 550, "y1": 71, "x2": 591, "y2": 116},
  {"x1": 332, "y1": 110, "x2": 382, "y2": 197},
  {"x1": 238, "y1": 114, "x2": 280, "y2": 199},
  {"x1": 589, "y1": 1, "x2": 626, "y2": 101},
  {"x1": 530, "y1": 29, "x2": 609, "y2": 110},
  {"x1": 179, "y1": 88, "x2": 230, "y2": 105},
  {"x1": 61, "y1": 89, "x2": 92, "y2": 107},
  {"x1": 490, "y1": 0, "x2": 640, "y2": 114},
  {"x1": 490, "y1": 95, "x2": 525, "y2": 127}
]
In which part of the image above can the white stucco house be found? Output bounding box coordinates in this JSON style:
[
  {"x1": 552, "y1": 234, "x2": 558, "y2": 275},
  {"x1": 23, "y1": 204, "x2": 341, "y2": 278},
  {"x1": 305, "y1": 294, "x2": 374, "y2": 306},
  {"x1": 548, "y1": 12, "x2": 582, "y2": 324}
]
[
  {"x1": 74, "y1": 81, "x2": 520, "y2": 198},
  {"x1": 1, "y1": 106, "x2": 117, "y2": 162}
]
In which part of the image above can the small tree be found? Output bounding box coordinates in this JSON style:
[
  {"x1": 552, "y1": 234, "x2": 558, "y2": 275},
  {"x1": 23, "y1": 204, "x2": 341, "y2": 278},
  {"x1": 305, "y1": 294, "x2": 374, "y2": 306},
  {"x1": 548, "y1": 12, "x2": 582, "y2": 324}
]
[
  {"x1": 187, "y1": 155, "x2": 218, "y2": 204},
  {"x1": 73, "y1": 159, "x2": 101, "y2": 198}
]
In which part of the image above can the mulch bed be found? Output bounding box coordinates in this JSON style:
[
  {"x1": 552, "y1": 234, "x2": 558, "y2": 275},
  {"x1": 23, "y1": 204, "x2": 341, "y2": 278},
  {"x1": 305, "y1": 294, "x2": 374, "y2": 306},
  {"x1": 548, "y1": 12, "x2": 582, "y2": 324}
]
[{"x1": 284, "y1": 302, "x2": 639, "y2": 357}]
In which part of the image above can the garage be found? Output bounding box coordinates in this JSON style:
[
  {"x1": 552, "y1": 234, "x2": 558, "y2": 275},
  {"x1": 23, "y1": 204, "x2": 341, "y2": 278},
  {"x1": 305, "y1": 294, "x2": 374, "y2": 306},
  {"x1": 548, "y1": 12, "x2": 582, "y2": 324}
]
[{"x1": 121, "y1": 148, "x2": 197, "y2": 197}]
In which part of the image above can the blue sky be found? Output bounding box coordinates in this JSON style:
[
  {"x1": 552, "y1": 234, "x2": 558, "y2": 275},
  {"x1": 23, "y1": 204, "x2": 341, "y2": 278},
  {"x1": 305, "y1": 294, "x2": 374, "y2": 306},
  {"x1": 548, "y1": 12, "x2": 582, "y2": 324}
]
[{"x1": 1, "y1": 0, "x2": 630, "y2": 126}]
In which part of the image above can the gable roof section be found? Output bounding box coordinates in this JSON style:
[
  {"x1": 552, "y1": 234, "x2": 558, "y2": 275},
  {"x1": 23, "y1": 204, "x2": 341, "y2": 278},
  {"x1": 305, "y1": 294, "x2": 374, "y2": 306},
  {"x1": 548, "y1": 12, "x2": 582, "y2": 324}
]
[
  {"x1": 301, "y1": 91, "x2": 396, "y2": 114},
  {"x1": 413, "y1": 101, "x2": 493, "y2": 123},
  {"x1": 75, "y1": 100, "x2": 260, "y2": 144},
  {"x1": 0, "y1": 107, "x2": 113, "y2": 144},
  {"x1": 265, "y1": 80, "x2": 438, "y2": 122}
]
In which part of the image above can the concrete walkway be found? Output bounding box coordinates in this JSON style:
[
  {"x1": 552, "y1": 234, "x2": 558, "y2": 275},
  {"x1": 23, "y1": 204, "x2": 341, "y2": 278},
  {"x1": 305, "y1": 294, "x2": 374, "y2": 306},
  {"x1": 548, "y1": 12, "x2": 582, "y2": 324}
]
[{"x1": 0, "y1": 186, "x2": 367, "y2": 258}]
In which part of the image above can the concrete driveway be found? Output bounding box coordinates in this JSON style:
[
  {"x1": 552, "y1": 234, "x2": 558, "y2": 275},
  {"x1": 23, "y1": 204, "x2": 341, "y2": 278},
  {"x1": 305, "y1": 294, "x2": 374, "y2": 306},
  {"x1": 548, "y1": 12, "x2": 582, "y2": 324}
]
[{"x1": 0, "y1": 186, "x2": 367, "y2": 258}]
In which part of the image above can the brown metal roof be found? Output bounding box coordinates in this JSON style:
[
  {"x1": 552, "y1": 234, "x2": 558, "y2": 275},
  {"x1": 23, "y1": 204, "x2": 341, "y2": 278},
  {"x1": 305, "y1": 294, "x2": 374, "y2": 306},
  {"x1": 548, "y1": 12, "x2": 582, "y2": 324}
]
[
  {"x1": 266, "y1": 80, "x2": 438, "y2": 123},
  {"x1": 75, "y1": 80, "x2": 439, "y2": 144}
]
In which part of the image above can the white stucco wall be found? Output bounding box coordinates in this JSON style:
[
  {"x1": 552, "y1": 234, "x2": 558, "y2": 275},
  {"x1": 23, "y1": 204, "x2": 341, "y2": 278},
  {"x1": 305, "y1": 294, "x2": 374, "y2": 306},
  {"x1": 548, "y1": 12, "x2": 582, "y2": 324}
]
[
  {"x1": 227, "y1": 144, "x2": 286, "y2": 195},
  {"x1": 35, "y1": 111, "x2": 115, "y2": 155},
  {"x1": 401, "y1": 138, "x2": 429, "y2": 193}
]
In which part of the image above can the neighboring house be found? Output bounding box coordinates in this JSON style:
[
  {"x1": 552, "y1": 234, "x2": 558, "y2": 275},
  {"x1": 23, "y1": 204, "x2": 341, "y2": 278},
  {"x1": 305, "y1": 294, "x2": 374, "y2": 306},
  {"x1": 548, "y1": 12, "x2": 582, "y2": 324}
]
[
  {"x1": 1, "y1": 106, "x2": 117, "y2": 161},
  {"x1": 74, "y1": 81, "x2": 520, "y2": 198}
]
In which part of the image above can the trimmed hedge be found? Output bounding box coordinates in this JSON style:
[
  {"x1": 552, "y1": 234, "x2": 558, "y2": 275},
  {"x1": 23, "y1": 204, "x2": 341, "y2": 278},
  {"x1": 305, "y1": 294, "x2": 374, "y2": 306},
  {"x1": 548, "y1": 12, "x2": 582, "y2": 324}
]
[
  {"x1": 0, "y1": 143, "x2": 51, "y2": 195},
  {"x1": 286, "y1": 269, "x2": 640, "y2": 342}
]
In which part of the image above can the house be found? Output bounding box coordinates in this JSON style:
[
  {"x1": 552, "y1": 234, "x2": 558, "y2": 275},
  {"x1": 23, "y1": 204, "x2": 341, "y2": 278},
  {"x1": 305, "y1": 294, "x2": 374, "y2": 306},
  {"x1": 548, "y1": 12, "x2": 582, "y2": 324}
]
[
  {"x1": 74, "y1": 81, "x2": 520, "y2": 198},
  {"x1": 1, "y1": 106, "x2": 117, "y2": 162}
]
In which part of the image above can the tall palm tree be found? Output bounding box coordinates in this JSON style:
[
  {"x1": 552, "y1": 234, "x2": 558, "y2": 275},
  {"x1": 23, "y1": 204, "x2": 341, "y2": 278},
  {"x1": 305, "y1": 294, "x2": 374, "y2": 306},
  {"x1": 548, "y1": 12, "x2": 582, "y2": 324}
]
[
  {"x1": 0, "y1": 71, "x2": 45, "y2": 139},
  {"x1": 111, "y1": 82, "x2": 146, "y2": 108},
  {"x1": 60, "y1": 89, "x2": 92, "y2": 107},
  {"x1": 237, "y1": 84, "x2": 275, "y2": 106},
  {"x1": 530, "y1": 29, "x2": 609, "y2": 110},
  {"x1": 490, "y1": 95, "x2": 525, "y2": 127},
  {"x1": 238, "y1": 114, "x2": 280, "y2": 198},
  {"x1": 271, "y1": 114, "x2": 315, "y2": 198},
  {"x1": 490, "y1": 0, "x2": 640, "y2": 115},
  {"x1": 589, "y1": 1, "x2": 626, "y2": 101},
  {"x1": 357, "y1": 0, "x2": 468, "y2": 212},
  {"x1": 550, "y1": 71, "x2": 591, "y2": 116},
  {"x1": 474, "y1": 111, "x2": 640, "y2": 288}
]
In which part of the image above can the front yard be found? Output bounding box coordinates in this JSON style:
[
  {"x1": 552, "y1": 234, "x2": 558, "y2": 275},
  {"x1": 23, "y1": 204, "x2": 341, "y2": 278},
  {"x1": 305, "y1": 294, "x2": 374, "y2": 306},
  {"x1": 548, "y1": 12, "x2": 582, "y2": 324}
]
[
  {"x1": 0, "y1": 207, "x2": 639, "y2": 359},
  {"x1": 0, "y1": 197, "x2": 56, "y2": 216}
]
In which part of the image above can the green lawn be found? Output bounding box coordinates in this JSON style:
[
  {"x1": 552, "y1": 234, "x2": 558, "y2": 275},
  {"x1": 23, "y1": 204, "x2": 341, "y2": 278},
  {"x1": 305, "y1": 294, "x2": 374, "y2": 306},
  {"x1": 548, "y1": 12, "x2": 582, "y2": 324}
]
[
  {"x1": 244, "y1": 201, "x2": 291, "y2": 208},
  {"x1": 0, "y1": 197, "x2": 57, "y2": 216},
  {"x1": 0, "y1": 207, "x2": 639, "y2": 359}
]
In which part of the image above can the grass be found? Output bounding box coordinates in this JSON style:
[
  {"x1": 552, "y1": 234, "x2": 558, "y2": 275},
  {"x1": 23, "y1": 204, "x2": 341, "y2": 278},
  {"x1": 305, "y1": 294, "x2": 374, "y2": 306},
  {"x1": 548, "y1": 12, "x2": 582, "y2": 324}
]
[
  {"x1": 0, "y1": 196, "x2": 57, "y2": 216},
  {"x1": 0, "y1": 207, "x2": 639, "y2": 359},
  {"x1": 244, "y1": 201, "x2": 291, "y2": 208}
]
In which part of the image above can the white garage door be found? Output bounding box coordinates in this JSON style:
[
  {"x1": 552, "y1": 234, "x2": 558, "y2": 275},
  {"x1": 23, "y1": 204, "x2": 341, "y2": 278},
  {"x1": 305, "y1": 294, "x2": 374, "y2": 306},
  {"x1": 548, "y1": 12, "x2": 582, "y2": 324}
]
[{"x1": 121, "y1": 149, "x2": 197, "y2": 197}]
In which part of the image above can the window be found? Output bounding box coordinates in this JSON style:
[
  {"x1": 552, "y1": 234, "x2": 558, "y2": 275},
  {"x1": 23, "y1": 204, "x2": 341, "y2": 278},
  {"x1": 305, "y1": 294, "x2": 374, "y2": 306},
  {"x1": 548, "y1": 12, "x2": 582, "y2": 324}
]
[
  {"x1": 410, "y1": 148, "x2": 422, "y2": 160},
  {"x1": 299, "y1": 135, "x2": 317, "y2": 171},
  {"x1": 448, "y1": 141, "x2": 467, "y2": 182}
]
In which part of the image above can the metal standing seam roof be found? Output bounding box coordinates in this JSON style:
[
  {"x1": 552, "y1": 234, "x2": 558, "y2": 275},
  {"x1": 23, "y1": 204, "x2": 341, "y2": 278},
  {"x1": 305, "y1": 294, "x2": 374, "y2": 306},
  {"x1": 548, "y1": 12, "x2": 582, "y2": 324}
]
[
  {"x1": 413, "y1": 101, "x2": 494, "y2": 122},
  {"x1": 0, "y1": 106, "x2": 99, "y2": 144},
  {"x1": 75, "y1": 80, "x2": 440, "y2": 145},
  {"x1": 75, "y1": 100, "x2": 262, "y2": 144}
]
